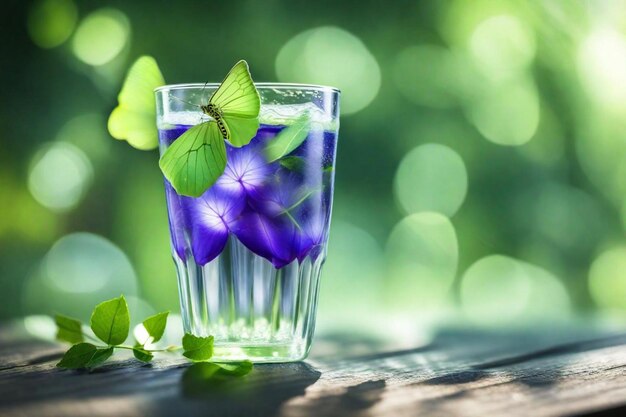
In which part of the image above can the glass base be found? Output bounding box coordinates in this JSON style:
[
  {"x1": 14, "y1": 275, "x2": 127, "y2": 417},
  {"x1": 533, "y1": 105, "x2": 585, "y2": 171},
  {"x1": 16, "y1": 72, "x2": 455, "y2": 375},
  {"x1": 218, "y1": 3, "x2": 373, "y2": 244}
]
[
  {"x1": 211, "y1": 342, "x2": 309, "y2": 363},
  {"x1": 174, "y1": 237, "x2": 324, "y2": 363}
]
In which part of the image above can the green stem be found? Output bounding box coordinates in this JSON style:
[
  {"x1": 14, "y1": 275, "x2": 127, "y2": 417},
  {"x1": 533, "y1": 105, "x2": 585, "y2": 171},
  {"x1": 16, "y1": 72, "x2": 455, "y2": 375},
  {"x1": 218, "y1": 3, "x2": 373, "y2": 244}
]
[
  {"x1": 114, "y1": 345, "x2": 135, "y2": 351},
  {"x1": 81, "y1": 330, "x2": 181, "y2": 353},
  {"x1": 279, "y1": 188, "x2": 319, "y2": 214},
  {"x1": 284, "y1": 211, "x2": 302, "y2": 231},
  {"x1": 116, "y1": 344, "x2": 180, "y2": 353}
]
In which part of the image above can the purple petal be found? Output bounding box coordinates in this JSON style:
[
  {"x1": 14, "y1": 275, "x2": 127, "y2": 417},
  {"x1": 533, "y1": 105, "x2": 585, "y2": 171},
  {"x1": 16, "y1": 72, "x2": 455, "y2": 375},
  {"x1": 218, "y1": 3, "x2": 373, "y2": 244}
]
[
  {"x1": 252, "y1": 124, "x2": 283, "y2": 145},
  {"x1": 215, "y1": 144, "x2": 271, "y2": 198},
  {"x1": 231, "y1": 209, "x2": 301, "y2": 268},
  {"x1": 185, "y1": 187, "x2": 246, "y2": 265},
  {"x1": 242, "y1": 169, "x2": 332, "y2": 264},
  {"x1": 247, "y1": 170, "x2": 307, "y2": 217},
  {"x1": 299, "y1": 217, "x2": 322, "y2": 259},
  {"x1": 292, "y1": 196, "x2": 329, "y2": 261},
  {"x1": 189, "y1": 227, "x2": 229, "y2": 265},
  {"x1": 164, "y1": 182, "x2": 188, "y2": 260}
]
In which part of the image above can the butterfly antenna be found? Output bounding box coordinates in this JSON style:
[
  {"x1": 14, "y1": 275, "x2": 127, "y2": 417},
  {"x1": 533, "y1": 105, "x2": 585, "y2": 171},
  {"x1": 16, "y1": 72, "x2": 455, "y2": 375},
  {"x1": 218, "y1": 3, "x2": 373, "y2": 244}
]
[
  {"x1": 169, "y1": 94, "x2": 202, "y2": 109},
  {"x1": 200, "y1": 80, "x2": 213, "y2": 101}
]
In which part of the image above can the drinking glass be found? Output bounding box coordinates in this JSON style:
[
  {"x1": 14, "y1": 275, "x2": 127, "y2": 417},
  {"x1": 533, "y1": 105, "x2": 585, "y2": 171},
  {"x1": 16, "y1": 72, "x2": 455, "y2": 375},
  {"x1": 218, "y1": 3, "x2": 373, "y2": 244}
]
[{"x1": 155, "y1": 83, "x2": 340, "y2": 362}]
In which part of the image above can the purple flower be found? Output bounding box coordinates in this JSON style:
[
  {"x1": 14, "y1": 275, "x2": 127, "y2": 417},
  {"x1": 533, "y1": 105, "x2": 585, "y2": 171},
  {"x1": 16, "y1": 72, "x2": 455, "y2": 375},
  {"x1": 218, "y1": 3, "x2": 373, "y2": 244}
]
[
  {"x1": 233, "y1": 170, "x2": 325, "y2": 267},
  {"x1": 295, "y1": 203, "x2": 328, "y2": 261},
  {"x1": 215, "y1": 142, "x2": 271, "y2": 198},
  {"x1": 231, "y1": 208, "x2": 304, "y2": 268},
  {"x1": 184, "y1": 187, "x2": 246, "y2": 265},
  {"x1": 162, "y1": 125, "x2": 335, "y2": 268}
]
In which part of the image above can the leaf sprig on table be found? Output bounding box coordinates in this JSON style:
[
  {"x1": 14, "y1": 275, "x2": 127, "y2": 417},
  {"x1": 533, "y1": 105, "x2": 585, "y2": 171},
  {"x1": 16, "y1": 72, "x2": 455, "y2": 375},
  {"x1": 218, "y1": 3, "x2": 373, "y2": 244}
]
[{"x1": 53, "y1": 295, "x2": 252, "y2": 377}]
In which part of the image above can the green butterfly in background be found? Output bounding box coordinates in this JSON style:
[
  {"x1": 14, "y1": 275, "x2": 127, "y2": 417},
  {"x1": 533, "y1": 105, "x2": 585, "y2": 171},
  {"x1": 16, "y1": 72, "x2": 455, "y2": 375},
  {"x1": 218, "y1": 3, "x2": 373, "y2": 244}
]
[
  {"x1": 159, "y1": 60, "x2": 261, "y2": 197},
  {"x1": 108, "y1": 56, "x2": 165, "y2": 150}
]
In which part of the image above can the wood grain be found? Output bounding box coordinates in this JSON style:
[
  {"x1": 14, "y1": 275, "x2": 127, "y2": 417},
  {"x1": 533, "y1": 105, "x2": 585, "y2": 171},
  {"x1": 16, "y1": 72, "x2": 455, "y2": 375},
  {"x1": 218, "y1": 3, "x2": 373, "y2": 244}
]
[{"x1": 1, "y1": 326, "x2": 625, "y2": 417}]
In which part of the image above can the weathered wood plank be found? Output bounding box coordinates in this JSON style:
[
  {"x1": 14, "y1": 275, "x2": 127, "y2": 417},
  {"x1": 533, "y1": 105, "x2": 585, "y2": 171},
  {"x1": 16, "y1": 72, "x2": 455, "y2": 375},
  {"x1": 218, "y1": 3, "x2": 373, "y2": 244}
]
[{"x1": 1, "y1": 326, "x2": 626, "y2": 417}]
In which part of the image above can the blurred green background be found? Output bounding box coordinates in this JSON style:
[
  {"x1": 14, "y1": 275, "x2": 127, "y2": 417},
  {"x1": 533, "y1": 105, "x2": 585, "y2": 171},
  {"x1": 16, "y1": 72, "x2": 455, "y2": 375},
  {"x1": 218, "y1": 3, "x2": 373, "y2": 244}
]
[{"x1": 3, "y1": 0, "x2": 626, "y2": 340}]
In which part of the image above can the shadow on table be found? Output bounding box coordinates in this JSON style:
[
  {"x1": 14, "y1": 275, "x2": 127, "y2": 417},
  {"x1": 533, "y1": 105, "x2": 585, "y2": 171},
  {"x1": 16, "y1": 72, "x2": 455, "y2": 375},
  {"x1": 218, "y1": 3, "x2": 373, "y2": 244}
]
[
  {"x1": 167, "y1": 361, "x2": 321, "y2": 416},
  {"x1": 426, "y1": 327, "x2": 616, "y2": 387},
  {"x1": 290, "y1": 379, "x2": 387, "y2": 417}
]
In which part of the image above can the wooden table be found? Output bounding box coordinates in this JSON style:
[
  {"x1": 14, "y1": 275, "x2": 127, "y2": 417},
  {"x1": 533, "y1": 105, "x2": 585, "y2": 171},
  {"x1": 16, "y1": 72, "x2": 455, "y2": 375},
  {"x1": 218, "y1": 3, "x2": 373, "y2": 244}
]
[{"x1": 1, "y1": 324, "x2": 626, "y2": 416}]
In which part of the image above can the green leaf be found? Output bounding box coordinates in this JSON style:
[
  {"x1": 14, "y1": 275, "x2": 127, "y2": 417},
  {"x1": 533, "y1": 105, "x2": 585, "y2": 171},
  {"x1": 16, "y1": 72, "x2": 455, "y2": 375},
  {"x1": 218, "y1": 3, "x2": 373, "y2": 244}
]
[
  {"x1": 159, "y1": 121, "x2": 227, "y2": 197},
  {"x1": 279, "y1": 155, "x2": 305, "y2": 172},
  {"x1": 182, "y1": 333, "x2": 214, "y2": 361},
  {"x1": 90, "y1": 295, "x2": 130, "y2": 346},
  {"x1": 215, "y1": 360, "x2": 253, "y2": 376},
  {"x1": 108, "y1": 55, "x2": 165, "y2": 150},
  {"x1": 142, "y1": 311, "x2": 169, "y2": 343},
  {"x1": 133, "y1": 347, "x2": 154, "y2": 363},
  {"x1": 57, "y1": 343, "x2": 98, "y2": 369},
  {"x1": 86, "y1": 347, "x2": 114, "y2": 369},
  {"x1": 54, "y1": 314, "x2": 84, "y2": 344},
  {"x1": 265, "y1": 114, "x2": 311, "y2": 162}
]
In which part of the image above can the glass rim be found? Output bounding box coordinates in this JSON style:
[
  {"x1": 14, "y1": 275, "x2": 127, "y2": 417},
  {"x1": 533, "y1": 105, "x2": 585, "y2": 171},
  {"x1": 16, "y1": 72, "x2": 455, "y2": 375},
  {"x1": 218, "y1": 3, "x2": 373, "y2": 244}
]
[{"x1": 155, "y1": 82, "x2": 340, "y2": 94}]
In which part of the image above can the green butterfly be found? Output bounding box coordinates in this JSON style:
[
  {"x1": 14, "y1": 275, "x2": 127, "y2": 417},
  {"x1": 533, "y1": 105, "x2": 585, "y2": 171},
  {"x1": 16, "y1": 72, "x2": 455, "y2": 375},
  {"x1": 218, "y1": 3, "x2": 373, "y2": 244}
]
[
  {"x1": 159, "y1": 60, "x2": 261, "y2": 197},
  {"x1": 108, "y1": 56, "x2": 165, "y2": 150}
]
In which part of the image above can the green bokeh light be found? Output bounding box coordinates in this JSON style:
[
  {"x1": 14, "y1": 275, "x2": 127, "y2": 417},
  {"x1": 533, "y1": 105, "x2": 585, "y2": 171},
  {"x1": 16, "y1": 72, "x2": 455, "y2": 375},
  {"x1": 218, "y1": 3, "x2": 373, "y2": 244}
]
[
  {"x1": 23, "y1": 315, "x2": 57, "y2": 341},
  {"x1": 23, "y1": 233, "x2": 139, "y2": 321},
  {"x1": 113, "y1": 160, "x2": 178, "y2": 312},
  {"x1": 469, "y1": 15, "x2": 535, "y2": 81},
  {"x1": 394, "y1": 144, "x2": 468, "y2": 217},
  {"x1": 461, "y1": 255, "x2": 570, "y2": 326},
  {"x1": 318, "y1": 221, "x2": 385, "y2": 330},
  {"x1": 28, "y1": 142, "x2": 93, "y2": 213},
  {"x1": 276, "y1": 26, "x2": 380, "y2": 115},
  {"x1": 577, "y1": 27, "x2": 626, "y2": 111},
  {"x1": 72, "y1": 8, "x2": 130, "y2": 66},
  {"x1": 575, "y1": 111, "x2": 626, "y2": 206},
  {"x1": 44, "y1": 233, "x2": 136, "y2": 294},
  {"x1": 469, "y1": 76, "x2": 540, "y2": 146},
  {"x1": 513, "y1": 183, "x2": 607, "y2": 254},
  {"x1": 27, "y1": 0, "x2": 77, "y2": 49},
  {"x1": 589, "y1": 247, "x2": 626, "y2": 312},
  {"x1": 385, "y1": 212, "x2": 458, "y2": 311}
]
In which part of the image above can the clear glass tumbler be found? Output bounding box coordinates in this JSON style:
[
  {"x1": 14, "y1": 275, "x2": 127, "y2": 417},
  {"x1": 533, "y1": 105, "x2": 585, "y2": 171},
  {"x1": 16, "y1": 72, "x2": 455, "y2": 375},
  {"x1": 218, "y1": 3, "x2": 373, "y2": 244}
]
[{"x1": 155, "y1": 83, "x2": 340, "y2": 362}]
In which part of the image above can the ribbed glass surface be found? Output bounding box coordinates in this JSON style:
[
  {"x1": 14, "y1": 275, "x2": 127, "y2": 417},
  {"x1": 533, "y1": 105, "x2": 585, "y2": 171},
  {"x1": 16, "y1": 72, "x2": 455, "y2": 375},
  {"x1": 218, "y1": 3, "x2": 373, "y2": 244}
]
[{"x1": 174, "y1": 238, "x2": 324, "y2": 362}]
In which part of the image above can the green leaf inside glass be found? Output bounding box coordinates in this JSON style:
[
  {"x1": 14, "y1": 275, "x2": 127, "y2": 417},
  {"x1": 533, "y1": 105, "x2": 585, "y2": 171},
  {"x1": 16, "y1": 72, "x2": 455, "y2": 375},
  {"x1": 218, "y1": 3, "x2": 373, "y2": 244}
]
[{"x1": 265, "y1": 114, "x2": 311, "y2": 162}]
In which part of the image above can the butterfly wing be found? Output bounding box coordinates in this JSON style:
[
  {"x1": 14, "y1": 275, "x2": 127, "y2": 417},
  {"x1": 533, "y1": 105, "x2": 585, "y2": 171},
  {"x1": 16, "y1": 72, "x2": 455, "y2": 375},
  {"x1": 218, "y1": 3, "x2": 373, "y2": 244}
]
[
  {"x1": 209, "y1": 60, "x2": 260, "y2": 147},
  {"x1": 159, "y1": 121, "x2": 227, "y2": 197},
  {"x1": 108, "y1": 56, "x2": 165, "y2": 150},
  {"x1": 220, "y1": 115, "x2": 260, "y2": 147}
]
